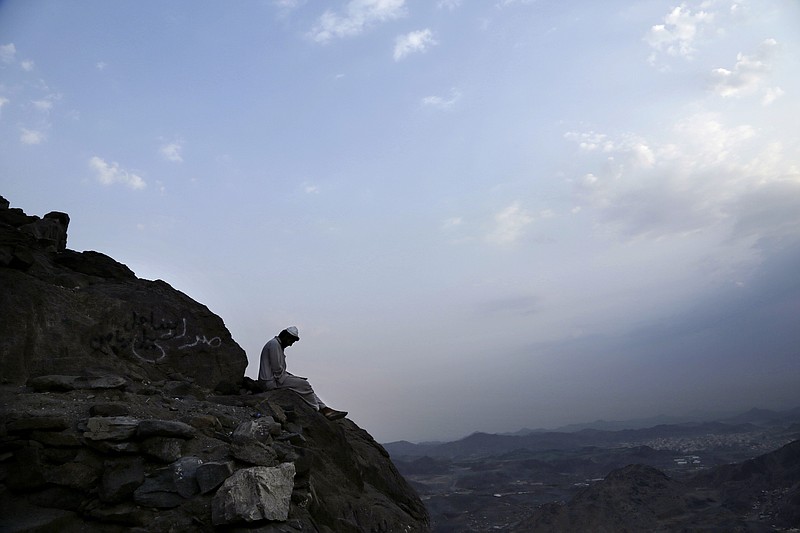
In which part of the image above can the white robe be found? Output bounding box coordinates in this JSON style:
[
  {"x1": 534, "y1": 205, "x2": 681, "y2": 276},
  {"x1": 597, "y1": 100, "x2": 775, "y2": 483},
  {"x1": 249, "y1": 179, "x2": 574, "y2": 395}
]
[{"x1": 258, "y1": 336, "x2": 327, "y2": 410}]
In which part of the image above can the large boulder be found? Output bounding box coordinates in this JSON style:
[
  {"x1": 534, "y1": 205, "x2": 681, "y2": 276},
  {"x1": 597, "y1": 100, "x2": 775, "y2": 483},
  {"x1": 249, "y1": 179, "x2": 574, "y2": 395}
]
[
  {"x1": 211, "y1": 463, "x2": 296, "y2": 525},
  {"x1": 0, "y1": 198, "x2": 247, "y2": 389}
]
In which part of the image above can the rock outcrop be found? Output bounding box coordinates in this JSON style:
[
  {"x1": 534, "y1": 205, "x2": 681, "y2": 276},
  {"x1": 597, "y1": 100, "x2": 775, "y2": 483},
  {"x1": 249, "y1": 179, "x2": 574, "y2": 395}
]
[
  {"x1": 0, "y1": 195, "x2": 247, "y2": 389},
  {"x1": 0, "y1": 197, "x2": 430, "y2": 532}
]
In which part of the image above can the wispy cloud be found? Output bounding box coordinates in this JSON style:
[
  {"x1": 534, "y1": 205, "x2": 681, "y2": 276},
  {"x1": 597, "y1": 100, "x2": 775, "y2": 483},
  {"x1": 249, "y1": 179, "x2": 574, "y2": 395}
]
[
  {"x1": 711, "y1": 39, "x2": 779, "y2": 101},
  {"x1": 646, "y1": 3, "x2": 714, "y2": 63},
  {"x1": 274, "y1": 0, "x2": 305, "y2": 9},
  {"x1": 496, "y1": 0, "x2": 536, "y2": 7},
  {"x1": 0, "y1": 43, "x2": 16, "y2": 64},
  {"x1": 762, "y1": 86, "x2": 784, "y2": 106},
  {"x1": 487, "y1": 202, "x2": 534, "y2": 245},
  {"x1": 89, "y1": 156, "x2": 146, "y2": 190},
  {"x1": 421, "y1": 88, "x2": 461, "y2": 110},
  {"x1": 21, "y1": 60, "x2": 34, "y2": 72},
  {"x1": 159, "y1": 139, "x2": 184, "y2": 163},
  {"x1": 0, "y1": 96, "x2": 8, "y2": 117},
  {"x1": 308, "y1": 0, "x2": 406, "y2": 43},
  {"x1": 436, "y1": 0, "x2": 461, "y2": 9},
  {"x1": 394, "y1": 29, "x2": 437, "y2": 61},
  {"x1": 20, "y1": 128, "x2": 46, "y2": 145},
  {"x1": 273, "y1": 0, "x2": 306, "y2": 18},
  {"x1": 566, "y1": 112, "x2": 795, "y2": 240},
  {"x1": 441, "y1": 216, "x2": 463, "y2": 230},
  {"x1": 565, "y1": 131, "x2": 655, "y2": 168},
  {"x1": 95, "y1": 61, "x2": 107, "y2": 71},
  {"x1": 31, "y1": 93, "x2": 60, "y2": 113}
]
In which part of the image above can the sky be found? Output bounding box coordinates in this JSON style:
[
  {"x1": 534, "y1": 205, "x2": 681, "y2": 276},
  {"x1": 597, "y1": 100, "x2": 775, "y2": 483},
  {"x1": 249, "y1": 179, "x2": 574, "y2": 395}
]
[{"x1": 1, "y1": 0, "x2": 799, "y2": 443}]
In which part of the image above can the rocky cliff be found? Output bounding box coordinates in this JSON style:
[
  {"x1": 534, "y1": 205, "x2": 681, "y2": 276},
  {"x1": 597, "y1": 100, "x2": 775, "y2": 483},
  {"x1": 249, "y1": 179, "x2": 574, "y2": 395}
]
[
  {"x1": 0, "y1": 197, "x2": 430, "y2": 532},
  {"x1": 0, "y1": 196, "x2": 246, "y2": 390}
]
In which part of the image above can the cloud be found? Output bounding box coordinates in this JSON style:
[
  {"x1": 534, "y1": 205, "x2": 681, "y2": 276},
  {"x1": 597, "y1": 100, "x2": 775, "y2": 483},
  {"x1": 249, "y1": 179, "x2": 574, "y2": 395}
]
[
  {"x1": 304, "y1": 184, "x2": 320, "y2": 194},
  {"x1": 159, "y1": 140, "x2": 184, "y2": 163},
  {"x1": 89, "y1": 156, "x2": 146, "y2": 190},
  {"x1": 393, "y1": 29, "x2": 436, "y2": 61},
  {"x1": 0, "y1": 96, "x2": 8, "y2": 116},
  {"x1": 496, "y1": 0, "x2": 536, "y2": 6},
  {"x1": 32, "y1": 95, "x2": 59, "y2": 112},
  {"x1": 487, "y1": 202, "x2": 534, "y2": 245},
  {"x1": 566, "y1": 113, "x2": 793, "y2": 239},
  {"x1": 441, "y1": 216, "x2": 463, "y2": 230},
  {"x1": 645, "y1": 3, "x2": 714, "y2": 62},
  {"x1": 711, "y1": 39, "x2": 778, "y2": 99},
  {"x1": 565, "y1": 131, "x2": 655, "y2": 168},
  {"x1": 421, "y1": 88, "x2": 461, "y2": 110},
  {"x1": 436, "y1": 0, "x2": 461, "y2": 9},
  {"x1": 273, "y1": 0, "x2": 306, "y2": 18},
  {"x1": 308, "y1": 0, "x2": 406, "y2": 43},
  {"x1": 762, "y1": 86, "x2": 784, "y2": 106},
  {"x1": 274, "y1": 0, "x2": 305, "y2": 9},
  {"x1": 732, "y1": 180, "x2": 800, "y2": 243},
  {"x1": 96, "y1": 61, "x2": 107, "y2": 70},
  {"x1": 21, "y1": 60, "x2": 34, "y2": 71},
  {"x1": 0, "y1": 43, "x2": 16, "y2": 64},
  {"x1": 20, "y1": 128, "x2": 45, "y2": 145}
]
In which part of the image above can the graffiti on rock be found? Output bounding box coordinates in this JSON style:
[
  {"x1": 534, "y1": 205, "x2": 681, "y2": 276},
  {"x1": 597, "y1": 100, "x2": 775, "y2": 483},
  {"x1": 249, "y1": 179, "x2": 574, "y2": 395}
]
[{"x1": 90, "y1": 311, "x2": 222, "y2": 363}]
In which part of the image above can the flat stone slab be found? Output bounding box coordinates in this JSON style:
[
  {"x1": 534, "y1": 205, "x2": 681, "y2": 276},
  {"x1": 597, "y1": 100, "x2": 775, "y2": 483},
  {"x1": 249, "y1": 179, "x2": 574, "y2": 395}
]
[
  {"x1": 84, "y1": 416, "x2": 140, "y2": 441},
  {"x1": 27, "y1": 375, "x2": 126, "y2": 392},
  {"x1": 137, "y1": 419, "x2": 196, "y2": 439},
  {"x1": 6, "y1": 416, "x2": 70, "y2": 433}
]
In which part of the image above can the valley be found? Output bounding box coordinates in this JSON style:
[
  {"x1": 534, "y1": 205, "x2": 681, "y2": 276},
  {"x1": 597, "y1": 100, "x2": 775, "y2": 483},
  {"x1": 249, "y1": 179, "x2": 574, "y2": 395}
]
[{"x1": 386, "y1": 408, "x2": 800, "y2": 532}]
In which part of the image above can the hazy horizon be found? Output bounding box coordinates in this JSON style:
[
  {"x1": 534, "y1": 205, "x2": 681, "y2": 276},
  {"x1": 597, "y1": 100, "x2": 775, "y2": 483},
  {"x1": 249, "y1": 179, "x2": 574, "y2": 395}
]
[
  {"x1": 2, "y1": 0, "x2": 798, "y2": 443},
  {"x1": 385, "y1": 404, "x2": 800, "y2": 444}
]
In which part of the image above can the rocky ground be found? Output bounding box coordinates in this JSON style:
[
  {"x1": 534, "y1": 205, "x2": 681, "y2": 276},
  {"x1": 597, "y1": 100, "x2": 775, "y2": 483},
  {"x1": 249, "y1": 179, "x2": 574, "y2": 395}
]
[{"x1": 0, "y1": 375, "x2": 430, "y2": 532}]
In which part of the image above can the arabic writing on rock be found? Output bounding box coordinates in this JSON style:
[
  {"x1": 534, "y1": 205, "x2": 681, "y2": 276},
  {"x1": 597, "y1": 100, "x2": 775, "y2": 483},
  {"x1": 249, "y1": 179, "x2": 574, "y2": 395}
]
[{"x1": 90, "y1": 310, "x2": 222, "y2": 363}]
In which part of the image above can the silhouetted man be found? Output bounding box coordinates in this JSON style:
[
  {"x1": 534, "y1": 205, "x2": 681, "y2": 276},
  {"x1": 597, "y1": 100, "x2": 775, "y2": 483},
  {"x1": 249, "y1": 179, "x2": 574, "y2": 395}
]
[{"x1": 258, "y1": 326, "x2": 347, "y2": 421}]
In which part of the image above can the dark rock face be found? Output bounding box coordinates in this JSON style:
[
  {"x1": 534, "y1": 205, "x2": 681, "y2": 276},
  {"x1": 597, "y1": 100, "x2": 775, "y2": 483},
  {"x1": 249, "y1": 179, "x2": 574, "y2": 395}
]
[
  {"x1": 0, "y1": 197, "x2": 247, "y2": 389},
  {"x1": 0, "y1": 197, "x2": 430, "y2": 532}
]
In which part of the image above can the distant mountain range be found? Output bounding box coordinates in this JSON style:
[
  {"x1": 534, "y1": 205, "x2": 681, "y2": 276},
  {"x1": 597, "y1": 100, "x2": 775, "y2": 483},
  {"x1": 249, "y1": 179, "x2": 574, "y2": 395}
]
[
  {"x1": 388, "y1": 406, "x2": 800, "y2": 532},
  {"x1": 384, "y1": 406, "x2": 800, "y2": 460},
  {"x1": 508, "y1": 406, "x2": 800, "y2": 435},
  {"x1": 511, "y1": 439, "x2": 800, "y2": 531}
]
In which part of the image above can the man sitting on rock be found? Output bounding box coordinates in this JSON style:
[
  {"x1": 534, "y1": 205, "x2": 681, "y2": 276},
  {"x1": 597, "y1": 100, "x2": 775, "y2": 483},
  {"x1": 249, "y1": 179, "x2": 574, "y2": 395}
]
[{"x1": 258, "y1": 326, "x2": 347, "y2": 421}]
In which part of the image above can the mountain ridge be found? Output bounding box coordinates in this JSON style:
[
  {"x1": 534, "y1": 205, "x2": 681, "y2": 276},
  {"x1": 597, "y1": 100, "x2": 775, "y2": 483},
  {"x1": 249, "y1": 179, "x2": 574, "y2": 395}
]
[{"x1": 384, "y1": 406, "x2": 800, "y2": 458}]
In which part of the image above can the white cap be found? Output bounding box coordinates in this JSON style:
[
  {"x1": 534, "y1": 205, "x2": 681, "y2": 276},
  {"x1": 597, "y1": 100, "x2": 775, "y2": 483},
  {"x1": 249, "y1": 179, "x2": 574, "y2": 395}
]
[{"x1": 284, "y1": 326, "x2": 299, "y2": 339}]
